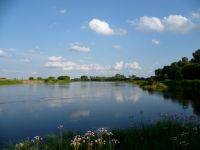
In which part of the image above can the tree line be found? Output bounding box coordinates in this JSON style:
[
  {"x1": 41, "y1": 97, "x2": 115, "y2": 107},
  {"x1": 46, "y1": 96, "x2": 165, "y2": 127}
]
[
  {"x1": 72, "y1": 74, "x2": 144, "y2": 81},
  {"x1": 155, "y1": 49, "x2": 200, "y2": 80},
  {"x1": 29, "y1": 76, "x2": 70, "y2": 82}
]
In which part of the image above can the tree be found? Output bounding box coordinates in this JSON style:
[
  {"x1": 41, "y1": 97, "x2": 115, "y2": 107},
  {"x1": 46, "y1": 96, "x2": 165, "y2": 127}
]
[
  {"x1": 114, "y1": 74, "x2": 126, "y2": 81},
  {"x1": 155, "y1": 69, "x2": 163, "y2": 80},
  {"x1": 178, "y1": 57, "x2": 189, "y2": 67},
  {"x1": 192, "y1": 49, "x2": 200, "y2": 63},
  {"x1": 182, "y1": 63, "x2": 200, "y2": 79},
  {"x1": 57, "y1": 76, "x2": 70, "y2": 81},
  {"x1": 29, "y1": 77, "x2": 34, "y2": 80},
  {"x1": 81, "y1": 75, "x2": 88, "y2": 81},
  {"x1": 47, "y1": 76, "x2": 56, "y2": 81},
  {"x1": 128, "y1": 75, "x2": 136, "y2": 80},
  {"x1": 37, "y1": 77, "x2": 43, "y2": 80}
]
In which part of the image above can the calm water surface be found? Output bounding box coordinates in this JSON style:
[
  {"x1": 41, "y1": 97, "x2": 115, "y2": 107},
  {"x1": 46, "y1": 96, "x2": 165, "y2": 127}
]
[{"x1": 0, "y1": 82, "x2": 198, "y2": 146}]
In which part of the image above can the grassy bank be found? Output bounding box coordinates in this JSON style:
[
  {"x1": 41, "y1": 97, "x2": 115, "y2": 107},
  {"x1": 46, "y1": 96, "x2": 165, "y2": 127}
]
[
  {"x1": 132, "y1": 79, "x2": 200, "y2": 92},
  {"x1": 0, "y1": 79, "x2": 70, "y2": 85},
  {"x1": 132, "y1": 80, "x2": 168, "y2": 91},
  {"x1": 0, "y1": 79, "x2": 22, "y2": 85},
  {"x1": 2, "y1": 114, "x2": 200, "y2": 150}
]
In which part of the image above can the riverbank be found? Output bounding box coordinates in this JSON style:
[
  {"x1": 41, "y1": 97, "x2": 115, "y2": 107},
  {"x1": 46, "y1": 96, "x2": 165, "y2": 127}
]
[
  {"x1": 2, "y1": 115, "x2": 200, "y2": 150},
  {"x1": 0, "y1": 79, "x2": 22, "y2": 85},
  {"x1": 132, "y1": 79, "x2": 200, "y2": 91},
  {"x1": 132, "y1": 80, "x2": 168, "y2": 91},
  {"x1": 0, "y1": 79, "x2": 70, "y2": 85}
]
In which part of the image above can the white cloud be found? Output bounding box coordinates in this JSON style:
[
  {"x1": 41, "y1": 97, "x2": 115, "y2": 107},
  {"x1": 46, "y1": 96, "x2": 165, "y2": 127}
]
[
  {"x1": 70, "y1": 43, "x2": 90, "y2": 52},
  {"x1": 58, "y1": 9, "x2": 66, "y2": 14},
  {"x1": 89, "y1": 18, "x2": 127, "y2": 35},
  {"x1": 134, "y1": 16, "x2": 164, "y2": 32},
  {"x1": 114, "y1": 61, "x2": 141, "y2": 70},
  {"x1": 114, "y1": 61, "x2": 124, "y2": 70},
  {"x1": 48, "y1": 56, "x2": 63, "y2": 62},
  {"x1": 112, "y1": 45, "x2": 121, "y2": 49},
  {"x1": 125, "y1": 61, "x2": 141, "y2": 70},
  {"x1": 152, "y1": 39, "x2": 160, "y2": 45},
  {"x1": 132, "y1": 14, "x2": 198, "y2": 34},
  {"x1": 45, "y1": 60, "x2": 109, "y2": 71},
  {"x1": 163, "y1": 15, "x2": 196, "y2": 33},
  {"x1": 0, "y1": 49, "x2": 6, "y2": 57},
  {"x1": 20, "y1": 58, "x2": 30, "y2": 63},
  {"x1": 70, "y1": 111, "x2": 90, "y2": 119},
  {"x1": 45, "y1": 57, "x2": 141, "y2": 72},
  {"x1": 191, "y1": 9, "x2": 200, "y2": 20}
]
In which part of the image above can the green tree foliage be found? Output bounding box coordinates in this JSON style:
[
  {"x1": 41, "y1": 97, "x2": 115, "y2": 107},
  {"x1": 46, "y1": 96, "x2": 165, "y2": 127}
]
[
  {"x1": 114, "y1": 74, "x2": 126, "y2": 81},
  {"x1": 29, "y1": 77, "x2": 34, "y2": 80},
  {"x1": 47, "y1": 76, "x2": 56, "y2": 81},
  {"x1": 182, "y1": 63, "x2": 200, "y2": 79},
  {"x1": 155, "y1": 49, "x2": 200, "y2": 80},
  {"x1": 80, "y1": 75, "x2": 89, "y2": 81},
  {"x1": 37, "y1": 77, "x2": 43, "y2": 80},
  {"x1": 191, "y1": 49, "x2": 200, "y2": 63},
  {"x1": 57, "y1": 76, "x2": 70, "y2": 81}
]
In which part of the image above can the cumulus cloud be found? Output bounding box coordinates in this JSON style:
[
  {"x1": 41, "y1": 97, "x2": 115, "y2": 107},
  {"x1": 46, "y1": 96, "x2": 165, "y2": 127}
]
[
  {"x1": 48, "y1": 56, "x2": 63, "y2": 62},
  {"x1": 114, "y1": 61, "x2": 141, "y2": 70},
  {"x1": 125, "y1": 61, "x2": 141, "y2": 70},
  {"x1": 191, "y1": 10, "x2": 200, "y2": 20},
  {"x1": 70, "y1": 43, "x2": 90, "y2": 52},
  {"x1": 89, "y1": 18, "x2": 127, "y2": 35},
  {"x1": 0, "y1": 49, "x2": 6, "y2": 57},
  {"x1": 131, "y1": 14, "x2": 198, "y2": 34},
  {"x1": 45, "y1": 56, "x2": 141, "y2": 72},
  {"x1": 45, "y1": 56, "x2": 109, "y2": 71},
  {"x1": 134, "y1": 16, "x2": 164, "y2": 32},
  {"x1": 152, "y1": 39, "x2": 160, "y2": 45},
  {"x1": 114, "y1": 61, "x2": 124, "y2": 70},
  {"x1": 163, "y1": 15, "x2": 196, "y2": 33}
]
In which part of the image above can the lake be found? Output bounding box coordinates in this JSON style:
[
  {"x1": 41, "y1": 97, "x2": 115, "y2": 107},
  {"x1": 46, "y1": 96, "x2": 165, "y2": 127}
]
[{"x1": 0, "y1": 82, "x2": 199, "y2": 146}]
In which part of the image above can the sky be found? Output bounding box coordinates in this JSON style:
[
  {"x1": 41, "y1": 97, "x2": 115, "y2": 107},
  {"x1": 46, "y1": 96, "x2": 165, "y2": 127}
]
[{"x1": 0, "y1": 0, "x2": 200, "y2": 79}]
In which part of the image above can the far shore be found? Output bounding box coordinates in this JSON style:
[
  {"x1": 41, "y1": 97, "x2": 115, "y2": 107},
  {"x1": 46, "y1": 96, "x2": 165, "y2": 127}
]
[{"x1": 1, "y1": 79, "x2": 200, "y2": 93}]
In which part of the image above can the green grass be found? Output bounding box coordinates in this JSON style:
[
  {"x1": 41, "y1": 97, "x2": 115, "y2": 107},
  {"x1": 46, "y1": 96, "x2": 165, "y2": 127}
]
[
  {"x1": 132, "y1": 80, "x2": 168, "y2": 91},
  {"x1": 2, "y1": 115, "x2": 200, "y2": 150},
  {"x1": 0, "y1": 80, "x2": 22, "y2": 85}
]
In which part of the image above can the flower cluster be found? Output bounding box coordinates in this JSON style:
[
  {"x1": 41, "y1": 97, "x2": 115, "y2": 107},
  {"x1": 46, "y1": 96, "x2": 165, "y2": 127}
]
[
  {"x1": 31, "y1": 136, "x2": 42, "y2": 143},
  {"x1": 70, "y1": 128, "x2": 119, "y2": 150},
  {"x1": 71, "y1": 135, "x2": 82, "y2": 150},
  {"x1": 15, "y1": 143, "x2": 24, "y2": 150}
]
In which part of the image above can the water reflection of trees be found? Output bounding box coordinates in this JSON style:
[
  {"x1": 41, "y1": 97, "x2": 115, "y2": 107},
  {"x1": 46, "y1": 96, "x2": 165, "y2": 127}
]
[{"x1": 146, "y1": 87, "x2": 200, "y2": 115}]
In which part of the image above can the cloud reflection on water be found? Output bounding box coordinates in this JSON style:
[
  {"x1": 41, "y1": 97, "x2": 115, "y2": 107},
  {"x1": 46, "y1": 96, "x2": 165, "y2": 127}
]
[{"x1": 70, "y1": 110, "x2": 90, "y2": 119}]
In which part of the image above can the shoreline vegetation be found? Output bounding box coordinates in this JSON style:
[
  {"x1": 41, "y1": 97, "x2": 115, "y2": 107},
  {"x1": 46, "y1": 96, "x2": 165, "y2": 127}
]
[
  {"x1": 1, "y1": 78, "x2": 200, "y2": 92},
  {"x1": 1, "y1": 49, "x2": 200, "y2": 90},
  {"x1": 2, "y1": 114, "x2": 200, "y2": 150}
]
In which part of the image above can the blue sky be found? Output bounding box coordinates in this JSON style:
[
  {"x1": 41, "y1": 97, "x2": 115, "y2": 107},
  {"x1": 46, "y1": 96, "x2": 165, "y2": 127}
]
[{"x1": 0, "y1": 0, "x2": 200, "y2": 79}]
